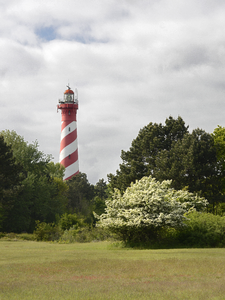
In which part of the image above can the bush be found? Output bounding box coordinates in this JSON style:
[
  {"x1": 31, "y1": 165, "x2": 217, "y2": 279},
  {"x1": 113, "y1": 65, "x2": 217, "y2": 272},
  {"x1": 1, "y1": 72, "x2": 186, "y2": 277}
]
[
  {"x1": 17, "y1": 233, "x2": 36, "y2": 241},
  {"x1": 0, "y1": 232, "x2": 17, "y2": 240},
  {"x1": 58, "y1": 213, "x2": 85, "y2": 231},
  {"x1": 95, "y1": 176, "x2": 208, "y2": 244},
  {"x1": 0, "y1": 232, "x2": 6, "y2": 238},
  {"x1": 60, "y1": 226, "x2": 116, "y2": 243},
  {"x1": 177, "y1": 211, "x2": 225, "y2": 247},
  {"x1": 0, "y1": 232, "x2": 35, "y2": 241},
  {"x1": 34, "y1": 221, "x2": 62, "y2": 241}
]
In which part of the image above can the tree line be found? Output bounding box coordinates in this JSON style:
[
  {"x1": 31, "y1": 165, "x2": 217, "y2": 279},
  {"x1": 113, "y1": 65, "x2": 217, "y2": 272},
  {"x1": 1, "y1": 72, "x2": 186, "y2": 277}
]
[
  {"x1": 1, "y1": 115, "x2": 225, "y2": 234},
  {"x1": 0, "y1": 130, "x2": 107, "y2": 233},
  {"x1": 108, "y1": 116, "x2": 225, "y2": 213}
]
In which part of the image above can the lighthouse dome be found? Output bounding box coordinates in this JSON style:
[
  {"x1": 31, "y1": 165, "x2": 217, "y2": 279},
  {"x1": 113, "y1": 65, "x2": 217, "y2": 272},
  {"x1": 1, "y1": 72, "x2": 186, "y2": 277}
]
[{"x1": 64, "y1": 89, "x2": 74, "y2": 94}]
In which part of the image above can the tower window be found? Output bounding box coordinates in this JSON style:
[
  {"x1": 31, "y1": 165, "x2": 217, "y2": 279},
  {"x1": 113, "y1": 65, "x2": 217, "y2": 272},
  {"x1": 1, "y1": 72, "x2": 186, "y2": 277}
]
[
  {"x1": 69, "y1": 127, "x2": 70, "y2": 132},
  {"x1": 68, "y1": 110, "x2": 71, "y2": 115},
  {"x1": 69, "y1": 155, "x2": 71, "y2": 159}
]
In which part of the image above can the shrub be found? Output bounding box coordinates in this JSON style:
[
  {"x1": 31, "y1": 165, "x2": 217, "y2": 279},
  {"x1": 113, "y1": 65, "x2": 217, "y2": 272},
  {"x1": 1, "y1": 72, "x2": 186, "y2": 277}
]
[
  {"x1": 0, "y1": 232, "x2": 17, "y2": 240},
  {"x1": 60, "y1": 226, "x2": 116, "y2": 243},
  {"x1": 17, "y1": 233, "x2": 36, "y2": 241},
  {"x1": 5, "y1": 232, "x2": 17, "y2": 239},
  {"x1": 95, "y1": 176, "x2": 208, "y2": 244},
  {"x1": 0, "y1": 233, "x2": 36, "y2": 241},
  {"x1": 34, "y1": 221, "x2": 62, "y2": 241},
  {"x1": 0, "y1": 232, "x2": 6, "y2": 238},
  {"x1": 177, "y1": 211, "x2": 225, "y2": 247},
  {"x1": 58, "y1": 213, "x2": 85, "y2": 231}
]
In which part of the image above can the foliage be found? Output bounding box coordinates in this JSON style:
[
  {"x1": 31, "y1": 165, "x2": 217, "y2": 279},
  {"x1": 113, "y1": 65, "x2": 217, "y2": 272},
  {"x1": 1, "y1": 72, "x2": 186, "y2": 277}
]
[
  {"x1": 2, "y1": 171, "x2": 68, "y2": 233},
  {"x1": 66, "y1": 173, "x2": 95, "y2": 216},
  {"x1": 108, "y1": 116, "x2": 188, "y2": 192},
  {"x1": 34, "y1": 221, "x2": 62, "y2": 241},
  {"x1": 16, "y1": 233, "x2": 36, "y2": 241},
  {"x1": 46, "y1": 161, "x2": 65, "y2": 179},
  {"x1": 211, "y1": 126, "x2": 225, "y2": 209},
  {"x1": 0, "y1": 135, "x2": 25, "y2": 229},
  {"x1": 108, "y1": 116, "x2": 225, "y2": 211},
  {"x1": 177, "y1": 211, "x2": 225, "y2": 247},
  {"x1": 1, "y1": 128, "x2": 109, "y2": 233},
  {"x1": 94, "y1": 178, "x2": 108, "y2": 200},
  {"x1": 58, "y1": 213, "x2": 85, "y2": 231},
  {"x1": 0, "y1": 232, "x2": 6, "y2": 238},
  {"x1": 212, "y1": 125, "x2": 225, "y2": 164},
  {"x1": 95, "y1": 176, "x2": 208, "y2": 244},
  {"x1": 91, "y1": 196, "x2": 106, "y2": 217},
  {"x1": 90, "y1": 179, "x2": 109, "y2": 224},
  {"x1": 154, "y1": 128, "x2": 223, "y2": 205},
  {"x1": 34, "y1": 214, "x2": 114, "y2": 243},
  {"x1": 1, "y1": 130, "x2": 52, "y2": 174},
  {"x1": 60, "y1": 226, "x2": 116, "y2": 243},
  {"x1": 0, "y1": 130, "x2": 68, "y2": 232},
  {"x1": 0, "y1": 233, "x2": 35, "y2": 241}
]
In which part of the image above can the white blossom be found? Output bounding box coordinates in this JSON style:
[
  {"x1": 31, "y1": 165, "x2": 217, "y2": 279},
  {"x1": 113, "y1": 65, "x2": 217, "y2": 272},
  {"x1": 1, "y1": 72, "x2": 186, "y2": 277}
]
[{"x1": 94, "y1": 176, "x2": 208, "y2": 236}]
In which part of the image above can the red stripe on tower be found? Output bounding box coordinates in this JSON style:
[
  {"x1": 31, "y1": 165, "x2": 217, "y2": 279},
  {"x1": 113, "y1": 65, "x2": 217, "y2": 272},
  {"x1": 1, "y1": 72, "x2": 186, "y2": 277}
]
[{"x1": 57, "y1": 85, "x2": 79, "y2": 180}]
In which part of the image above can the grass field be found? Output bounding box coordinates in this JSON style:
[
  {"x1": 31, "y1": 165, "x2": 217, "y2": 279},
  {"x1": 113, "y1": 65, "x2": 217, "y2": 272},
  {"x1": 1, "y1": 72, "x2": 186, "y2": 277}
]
[{"x1": 0, "y1": 241, "x2": 225, "y2": 300}]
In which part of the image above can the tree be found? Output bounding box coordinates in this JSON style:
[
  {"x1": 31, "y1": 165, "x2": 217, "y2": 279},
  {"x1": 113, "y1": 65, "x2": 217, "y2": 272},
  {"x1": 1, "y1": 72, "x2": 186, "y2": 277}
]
[
  {"x1": 92, "y1": 179, "x2": 108, "y2": 217},
  {"x1": 58, "y1": 213, "x2": 84, "y2": 231},
  {"x1": 0, "y1": 130, "x2": 68, "y2": 232},
  {"x1": 154, "y1": 128, "x2": 221, "y2": 204},
  {"x1": 212, "y1": 125, "x2": 225, "y2": 164},
  {"x1": 211, "y1": 126, "x2": 225, "y2": 212},
  {"x1": 107, "y1": 117, "x2": 225, "y2": 211},
  {"x1": 95, "y1": 176, "x2": 208, "y2": 244},
  {"x1": 94, "y1": 179, "x2": 108, "y2": 201},
  {"x1": 1, "y1": 130, "x2": 52, "y2": 175},
  {"x1": 0, "y1": 135, "x2": 24, "y2": 229},
  {"x1": 66, "y1": 173, "x2": 95, "y2": 216},
  {"x1": 108, "y1": 116, "x2": 188, "y2": 192}
]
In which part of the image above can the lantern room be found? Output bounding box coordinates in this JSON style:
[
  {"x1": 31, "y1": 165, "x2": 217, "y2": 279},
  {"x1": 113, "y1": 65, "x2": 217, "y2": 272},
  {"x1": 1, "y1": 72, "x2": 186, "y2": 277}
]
[{"x1": 64, "y1": 86, "x2": 74, "y2": 103}]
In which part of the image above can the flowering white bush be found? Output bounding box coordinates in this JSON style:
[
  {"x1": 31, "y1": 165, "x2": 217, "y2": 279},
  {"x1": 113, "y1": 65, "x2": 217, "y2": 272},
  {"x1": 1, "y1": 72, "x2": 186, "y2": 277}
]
[{"x1": 95, "y1": 176, "x2": 208, "y2": 243}]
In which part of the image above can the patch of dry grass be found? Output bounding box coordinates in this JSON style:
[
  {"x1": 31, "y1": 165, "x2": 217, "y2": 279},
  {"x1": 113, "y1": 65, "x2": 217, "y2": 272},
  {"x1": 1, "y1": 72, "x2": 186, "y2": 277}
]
[{"x1": 0, "y1": 241, "x2": 225, "y2": 299}]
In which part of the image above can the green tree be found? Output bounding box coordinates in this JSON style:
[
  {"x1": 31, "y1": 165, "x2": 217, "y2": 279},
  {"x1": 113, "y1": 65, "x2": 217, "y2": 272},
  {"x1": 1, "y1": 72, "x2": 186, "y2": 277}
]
[
  {"x1": 108, "y1": 117, "x2": 225, "y2": 210},
  {"x1": 92, "y1": 179, "x2": 108, "y2": 217},
  {"x1": 66, "y1": 173, "x2": 95, "y2": 217},
  {"x1": 1, "y1": 130, "x2": 68, "y2": 232},
  {"x1": 1, "y1": 130, "x2": 52, "y2": 175},
  {"x1": 212, "y1": 125, "x2": 225, "y2": 164},
  {"x1": 211, "y1": 126, "x2": 225, "y2": 212},
  {"x1": 94, "y1": 179, "x2": 108, "y2": 200},
  {"x1": 0, "y1": 135, "x2": 24, "y2": 229},
  {"x1": 108, "y1": 116, "x2": 188, "y2": 192},
  {"x1": 95, "y1": 176, "x2": 208, "y2": 244},
  {"x1": 154, "y1": 128, "x2": 221, "y2": 204},
  {"x1": 47, "y1": 161, "x2": 65, "y2": 179},
  {"x1": 58, "y1": 213, "x2": 84, "y2": 231}
]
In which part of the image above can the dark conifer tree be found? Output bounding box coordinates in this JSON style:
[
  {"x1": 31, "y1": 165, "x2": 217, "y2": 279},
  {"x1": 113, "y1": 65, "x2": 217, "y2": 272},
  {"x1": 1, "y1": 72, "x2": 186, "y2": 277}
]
[{"x1": 0, "y1": 135, "x2": 24, "y2": 229}]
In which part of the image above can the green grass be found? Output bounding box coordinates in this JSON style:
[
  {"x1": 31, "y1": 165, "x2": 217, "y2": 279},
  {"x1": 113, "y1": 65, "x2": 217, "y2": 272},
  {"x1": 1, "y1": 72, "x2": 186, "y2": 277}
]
[{"x1": 0, "y1": 241, "x2": 225, "y2": 299}]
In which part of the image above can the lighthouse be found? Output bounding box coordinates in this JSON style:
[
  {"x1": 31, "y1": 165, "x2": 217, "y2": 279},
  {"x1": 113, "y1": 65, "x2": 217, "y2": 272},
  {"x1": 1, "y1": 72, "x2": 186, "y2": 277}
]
[{"x1": 57, "y1": 85, "x2": 79, "y2": 180}]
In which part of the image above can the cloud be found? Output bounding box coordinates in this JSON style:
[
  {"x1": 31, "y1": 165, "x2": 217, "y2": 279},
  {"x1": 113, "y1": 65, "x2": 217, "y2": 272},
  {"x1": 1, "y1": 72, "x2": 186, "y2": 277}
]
[{"x1": 1, "y1": 0, "x2": 225, "y2": 183}]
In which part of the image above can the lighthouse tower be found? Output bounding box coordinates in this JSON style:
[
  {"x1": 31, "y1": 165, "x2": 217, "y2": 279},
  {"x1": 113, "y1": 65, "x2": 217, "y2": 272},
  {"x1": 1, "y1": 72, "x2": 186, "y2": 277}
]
[{"x1": 57, "y1": 85, "x2": 79, "y2": 180}]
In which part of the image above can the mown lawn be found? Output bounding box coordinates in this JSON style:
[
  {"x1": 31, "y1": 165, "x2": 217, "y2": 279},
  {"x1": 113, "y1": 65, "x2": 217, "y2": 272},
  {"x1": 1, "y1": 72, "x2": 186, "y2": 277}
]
[{"x1": 0, "y1": 241, "x2": 225, "y2": 299}]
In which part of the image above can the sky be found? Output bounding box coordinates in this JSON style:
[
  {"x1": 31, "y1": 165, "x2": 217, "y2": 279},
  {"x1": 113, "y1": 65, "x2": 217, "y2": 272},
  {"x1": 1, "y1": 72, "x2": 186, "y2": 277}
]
[{"x1": 1, "y1": 0, "x2": 225, "y2": 184}]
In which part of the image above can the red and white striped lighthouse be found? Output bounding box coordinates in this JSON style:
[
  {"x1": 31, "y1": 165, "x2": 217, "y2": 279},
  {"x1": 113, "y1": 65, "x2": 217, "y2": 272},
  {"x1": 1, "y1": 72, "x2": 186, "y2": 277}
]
[{"x1": 57, "y1": 85, "x2": 79, "y2": 180}]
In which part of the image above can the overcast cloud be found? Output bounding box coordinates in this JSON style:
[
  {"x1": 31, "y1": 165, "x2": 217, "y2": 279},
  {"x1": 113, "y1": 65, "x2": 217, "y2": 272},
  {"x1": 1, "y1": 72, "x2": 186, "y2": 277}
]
[{"x1": 1, "y1": 0, "x2": 225, "y2": 184}]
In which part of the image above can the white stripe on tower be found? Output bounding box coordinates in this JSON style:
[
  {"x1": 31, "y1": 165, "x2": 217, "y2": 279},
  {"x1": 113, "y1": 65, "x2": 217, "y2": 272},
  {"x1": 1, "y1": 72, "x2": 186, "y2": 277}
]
[
  {"x1": 60, "y1": 139, "x2": 78, "y2": 161},
  {"x1": 60, "y1": 121, "x2": 77, "y2": 140},
  {"x1": 59, "y1": 120, "x2": 79, "y2": 180},
  {"x1": 64, "y1": 161, "x2": 79, "y2": 180}
]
